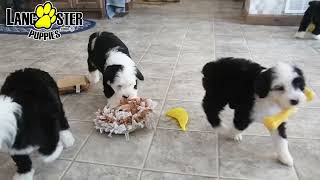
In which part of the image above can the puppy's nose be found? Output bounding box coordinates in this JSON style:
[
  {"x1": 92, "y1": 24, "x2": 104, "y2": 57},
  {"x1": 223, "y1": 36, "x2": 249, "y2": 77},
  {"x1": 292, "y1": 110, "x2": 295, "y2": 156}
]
[
  {"x1": 290, "y1": 99, "x2": 299, "y2": 105},
  {"x1": 122, "y1": 95, "x2": 129, "y2": 99}
]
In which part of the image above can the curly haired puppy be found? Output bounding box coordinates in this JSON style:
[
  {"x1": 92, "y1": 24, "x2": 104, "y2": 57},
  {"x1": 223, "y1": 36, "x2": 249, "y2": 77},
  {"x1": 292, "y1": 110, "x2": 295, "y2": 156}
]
[
  {"x1": 87, "y1": 31, "x2": 144, "y2": 108},
  {"x1": 202, "y1": 57, "x2": 307, "y2": 166},
  {"x1": 295, "y1": 1, "x2": 320, "y2": 40},
  {"x1": 0, "y1": 68, "x2": 74, "y2": 180}
]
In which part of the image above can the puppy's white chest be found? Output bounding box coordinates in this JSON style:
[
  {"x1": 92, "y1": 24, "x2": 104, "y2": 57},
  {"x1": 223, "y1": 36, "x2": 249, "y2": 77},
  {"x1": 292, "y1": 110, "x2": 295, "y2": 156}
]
[{"x1": 251, "y1": 99, "x2": 282, "y2": 123}]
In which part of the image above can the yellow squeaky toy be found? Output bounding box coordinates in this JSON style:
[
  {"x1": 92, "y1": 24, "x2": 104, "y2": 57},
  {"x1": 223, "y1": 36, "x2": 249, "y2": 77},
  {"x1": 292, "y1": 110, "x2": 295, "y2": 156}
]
[
  {"x1": 307, "y1": 23, "x2": 316, "y2": 33},
  {"x1": 166, "y1": 107, "x2": 189, "y2": 131},
  {"x1": 263, "y1": 87, "x2": 316, "y2": 131}
]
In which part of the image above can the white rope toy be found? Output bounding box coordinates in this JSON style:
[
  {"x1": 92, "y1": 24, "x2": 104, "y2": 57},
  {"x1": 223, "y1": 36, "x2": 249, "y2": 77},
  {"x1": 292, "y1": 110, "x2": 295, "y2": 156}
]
[{"x1": 94, "y1": 97, "x2": 157, "y2": 140}]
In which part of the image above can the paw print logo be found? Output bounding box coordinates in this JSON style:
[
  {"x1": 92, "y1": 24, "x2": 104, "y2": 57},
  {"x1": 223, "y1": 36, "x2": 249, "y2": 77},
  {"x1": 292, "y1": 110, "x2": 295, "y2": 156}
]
[{"x1": 34, "y1": 2, "x2": 57, "y2": 29}]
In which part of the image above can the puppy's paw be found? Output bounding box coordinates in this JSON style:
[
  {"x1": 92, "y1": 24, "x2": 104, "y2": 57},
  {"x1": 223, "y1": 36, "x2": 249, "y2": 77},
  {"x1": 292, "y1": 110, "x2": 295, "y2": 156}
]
[
  {"x1": 89, "y1": 70, "x2": 100, "y2": 83},
  {"x1": 278, "y1": 152, "x2": 294, "y2": 166},
  {"x1": 312, "y1": 34, "x2": 320, "y2": 40},
  {"x1": 233, "y1": 134, "x2": 243, "y2": 142},
  {"x1": 295, "y1": 31, "x2": 306, "y2": 39},
  {"x1": 60, "y1": 130, "x2": 75, "y2": 148},
  {"x1": 42, "y1": 142, "x2": 63, "y2": 163},
  {"x1": 13, "y1": 169, "x2": 34, "y2": 180},
  {"x1": 227, "y1": 127, "x2": 243, "y2": 142}
]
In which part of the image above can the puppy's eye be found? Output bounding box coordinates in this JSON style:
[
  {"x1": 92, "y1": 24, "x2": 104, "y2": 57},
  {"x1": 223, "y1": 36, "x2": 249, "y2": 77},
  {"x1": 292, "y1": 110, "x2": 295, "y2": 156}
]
[
  {"x1": 117, "y1": 85, "x2": 122, "y2": 89},
  {"x1": 273, "y1": 85, "x2": 285, "y2": 91}
]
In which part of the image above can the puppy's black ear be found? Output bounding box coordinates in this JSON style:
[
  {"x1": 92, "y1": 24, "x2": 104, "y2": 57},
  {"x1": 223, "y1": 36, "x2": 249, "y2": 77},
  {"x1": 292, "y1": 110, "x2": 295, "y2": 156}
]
[
  {"x1": 103, "y1": 84, "x2": 115, "y2": 98},
  {"x1": 254, "y1": 69, "x2": 273, "y2": 98},
  {"x1": 103, "y1": 65, "x2": 123, "y2": 83},
  {"x1": 103, "y1": 65, "x2": 123, "y2": 98},
  {"x1": 136, "y1": 68, "x2": 144, "y2": 81}
]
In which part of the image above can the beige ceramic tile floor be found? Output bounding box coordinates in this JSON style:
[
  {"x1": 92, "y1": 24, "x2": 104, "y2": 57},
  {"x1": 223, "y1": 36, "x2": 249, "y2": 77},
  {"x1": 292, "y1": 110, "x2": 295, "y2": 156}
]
[{"x1": 0, "y1": 0, "x2": 320, "y2": 179}]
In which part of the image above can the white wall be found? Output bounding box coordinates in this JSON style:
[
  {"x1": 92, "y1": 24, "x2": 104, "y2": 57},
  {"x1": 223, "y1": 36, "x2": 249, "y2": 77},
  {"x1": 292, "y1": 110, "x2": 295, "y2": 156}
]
[{"x1": 245, "y1": 0, "x2": 311, "y2": 15}]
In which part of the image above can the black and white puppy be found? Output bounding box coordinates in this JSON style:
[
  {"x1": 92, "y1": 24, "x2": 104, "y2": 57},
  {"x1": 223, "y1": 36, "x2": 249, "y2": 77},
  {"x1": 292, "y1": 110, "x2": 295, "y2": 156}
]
[
  {"x1": 295, "y1": 1, "x2": 320, "y2": 40},
  {"x1": 202, "y1": 58, "x2": 307, "y2": 166},
  {"x1": 87, "y1": 31, "x2": 144, "y2": 108},
  {"x1": 0, "y1": 68, "x2": 74, "y2": 180}
]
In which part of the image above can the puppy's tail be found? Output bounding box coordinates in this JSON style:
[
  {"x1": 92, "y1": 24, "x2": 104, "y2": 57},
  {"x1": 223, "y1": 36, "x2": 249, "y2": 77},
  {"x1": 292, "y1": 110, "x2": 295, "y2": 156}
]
[{"x1": 88, "y1": 32, "x2": 100, "y2": 53}]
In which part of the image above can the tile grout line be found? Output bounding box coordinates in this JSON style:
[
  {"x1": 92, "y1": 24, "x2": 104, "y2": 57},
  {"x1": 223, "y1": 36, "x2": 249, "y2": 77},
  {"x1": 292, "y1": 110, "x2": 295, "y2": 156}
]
[
  {"x1": 270, "y1": 39, "x2": 294, "y2": 62},
  {"x1": 144, "y1": 126, "x2": 320, "y2": 140},
  {"x1": 136, "y1": 41, "x2": 152, "y2": 65},
  {"x1": 143, "y1": 168, "x2": 218, "y2": 178},
  {"x1": 63, "y1": 121, "x2": 320, "y2": 141},
  {"x1": 59, "y1": 129, "x2": 94, "y2": 180},
  {"x1": 27, "y1": 58, "x2": 45, "y2": 69},
  {"x1": 135, "y1": 25, "x2": 169, "y2": 180},
  {"x1": 73, "y1": 159, "x2": 142, "y2": 171},
  {"x1": 136, "y1": 26, "x2": 166, "y2": 66},
  {"x1": 212, "y1": 17, "x2": 220, "y2": 180},
  {"x1": 239, "y1": 25, "x2": 253, "y2": 61},
  {"x1": 212, "y1": 19, "x2": 216, "y2": 60},
  {"x1": 136, "y1": 23, "x2": 190, "y2": 180},
  {"x1": 216, "y1": 133, "x2": 220, "y2": 180},
  {"x1": 219, "y1": 176, "x2": 254, "y2": 180},
  {"x1": 293, "y1": 164, "x2": 302, "y2": 180}
]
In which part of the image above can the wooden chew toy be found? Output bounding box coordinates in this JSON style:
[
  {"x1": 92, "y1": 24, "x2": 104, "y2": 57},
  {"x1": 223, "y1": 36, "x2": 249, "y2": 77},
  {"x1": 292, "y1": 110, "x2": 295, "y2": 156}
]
[
  {"x1": 57, "y1": 76, "x2": 90, "y2": 95},
  {"x1": 263, "y1": 87, "x2": 316, "y2": 131}
]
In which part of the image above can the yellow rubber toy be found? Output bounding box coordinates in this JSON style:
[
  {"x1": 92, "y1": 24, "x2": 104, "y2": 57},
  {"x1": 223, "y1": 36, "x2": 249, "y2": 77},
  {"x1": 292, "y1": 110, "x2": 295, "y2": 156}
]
[
  {"x1": 263, "y1": 108, "x2": 297, "y2": 132},
  {"x1": 304, "y1": 87, "x2": 316, "y2": 102},
  {"x1": 263, "y1": 87, "x2": 316, "y2": 131},
  {"x1": 307, "y1": 23, "x2": 316, "y2": 32},
  {"x1": 166, "y1": 107, "x2": 189, "y2": 131}
]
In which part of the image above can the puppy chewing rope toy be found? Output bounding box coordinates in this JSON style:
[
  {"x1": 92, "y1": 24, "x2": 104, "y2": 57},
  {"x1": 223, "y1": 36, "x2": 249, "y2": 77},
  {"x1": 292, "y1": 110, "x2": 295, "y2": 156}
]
[
  {"x1": 263, "y1": 87, "x2": 316, "y2": 131},
  {"x1": 166, "y1": 107, "x2": 189, "y2": 131}
]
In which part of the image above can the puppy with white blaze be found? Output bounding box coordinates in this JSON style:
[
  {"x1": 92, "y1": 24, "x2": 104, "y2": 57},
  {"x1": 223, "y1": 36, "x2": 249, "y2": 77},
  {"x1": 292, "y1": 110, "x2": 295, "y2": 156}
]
[
  {"x1": 0, "y1": 68, "x2": 74, "y2": 180},
  {"x1": 87, "y1": 31, "x2": 144, "y2": 108},
  {"x1": 202, "y1": 58, "x2": 307, "y2": 166}
]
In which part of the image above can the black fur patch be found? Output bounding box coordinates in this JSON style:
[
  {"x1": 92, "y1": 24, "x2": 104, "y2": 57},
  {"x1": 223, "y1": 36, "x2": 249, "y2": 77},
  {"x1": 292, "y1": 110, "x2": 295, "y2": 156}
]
[
  {"x1": 11, "y1": 155, "x2": 32, "y2": 174},
  {"x1": 87, "y1": 32, "x2": 131, "y2": 73},
  {"x1": 293, "y1": 66, "x2": 304, "y2": 77},
  {"x1": 254, "y1": 69, "x2": 273, "y2": 98},
  {"x1": 102, "y1": 65, "x2": 123, "y2": 98},
  {"x1": 103, "y1": 65, "x2": 123, "y2": 84},
  {"x1": 292, "y1": 77, "x2": 305, "y2": 91},
  {"x1": 202, "y1": 58, "x2": 264, "y2": 130},
  {"x1": 278, "y1": 122, "x2": 287, "y2": 139},
  {"x1": 103, "y1": 84, "x2": 115, "y2": 98},
  {"x1": 136, "y1": 68, "x2": 144, "y2": 81},
  {"x1": 298, "y1": 1, "x2": 320, "y2": 34},
  {"x1": 292, "y1": 66, "x2": 306, "y2": 91},
  {"x1": 310, "y1": 1, "x2": 320, "y2": 25}
]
